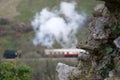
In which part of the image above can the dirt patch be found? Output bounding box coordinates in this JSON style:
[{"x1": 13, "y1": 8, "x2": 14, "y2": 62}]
[{"x1": 0, "y1": 0, "x2": 21, "y2": 19}]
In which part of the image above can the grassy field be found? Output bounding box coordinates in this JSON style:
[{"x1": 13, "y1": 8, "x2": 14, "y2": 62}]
[
  {"x1": 0, "y1": 0, "x2": 102, "y2": 23},
  {"x1": 15, "y1": 0, "x2": 102, "y2": 23}
]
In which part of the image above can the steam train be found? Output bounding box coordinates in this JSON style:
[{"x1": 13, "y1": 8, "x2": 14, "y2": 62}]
[
  {"x1": 3, "y1": 49, "x2": 22, "y2": 58},
  {"x1": 44, "y1": 49, "x2": 88, "y2": 57},
  {"x1": 3, "y1": 49, "x2": 87, "y2": 58}
]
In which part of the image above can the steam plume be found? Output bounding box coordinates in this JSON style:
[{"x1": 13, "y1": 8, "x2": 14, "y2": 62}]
[{"x1": 31, "y1": 1, "x2": 86, "y2": 48}]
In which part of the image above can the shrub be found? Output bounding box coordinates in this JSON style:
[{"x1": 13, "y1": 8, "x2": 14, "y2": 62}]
[{"x1": 0, "y1": 61, "x2": 32, "y2": 80}]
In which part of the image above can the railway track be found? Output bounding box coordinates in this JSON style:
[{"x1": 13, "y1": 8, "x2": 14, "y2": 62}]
[{"x1": 1, "y1": 57, "x2": 78, "y2": 62}]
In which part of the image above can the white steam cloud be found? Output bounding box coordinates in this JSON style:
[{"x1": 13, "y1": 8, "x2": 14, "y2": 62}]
[{"x1": 31, "y1": 1, "x2": 86, "y2": 48}]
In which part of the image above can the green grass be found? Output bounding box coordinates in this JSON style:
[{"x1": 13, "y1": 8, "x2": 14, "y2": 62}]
[
  {"x1": 14, "y1": 0, "x2": 61, "y2": 23},
  {"x1": 76, "y1": 0, "x2": 102, "y2": 14},
  {"x1": 14, "y1": 0, "x2": 102, "y2": 23}
]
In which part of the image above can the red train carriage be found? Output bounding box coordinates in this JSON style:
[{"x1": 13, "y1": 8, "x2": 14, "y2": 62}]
[{"x1": 64, "y1": 52, "x2": 78, "y2": 57}]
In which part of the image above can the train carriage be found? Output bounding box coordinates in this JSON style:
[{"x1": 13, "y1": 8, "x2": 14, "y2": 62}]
[{"x1": 44, "y1": 49, "x2": 88, "y2": 57}]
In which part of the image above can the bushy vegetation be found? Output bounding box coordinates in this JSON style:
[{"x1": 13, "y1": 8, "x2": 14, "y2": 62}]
[{"x1": 0, "y1": 60, "x2": 32, "y2": 80}]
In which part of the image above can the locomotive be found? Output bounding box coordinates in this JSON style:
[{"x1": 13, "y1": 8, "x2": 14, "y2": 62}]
[{"x1": 3, "y1": 49, "x2": 22, "y2": 59}]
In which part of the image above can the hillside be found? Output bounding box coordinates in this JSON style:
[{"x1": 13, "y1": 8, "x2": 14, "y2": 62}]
[{"x1": 0, "y1": 0, "x2": 102, "y2": 58}]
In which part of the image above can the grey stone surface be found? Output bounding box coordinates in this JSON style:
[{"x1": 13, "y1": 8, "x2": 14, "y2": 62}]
[
  {"x1": 114, "y1": 37, "x2": 120, "y2": 48},
  {"x1": 89, "y1": 17, "x2": 110, "y2": 40},
  {"x1": 56, "y1": 62, "x2": 79, "y2": 80}
]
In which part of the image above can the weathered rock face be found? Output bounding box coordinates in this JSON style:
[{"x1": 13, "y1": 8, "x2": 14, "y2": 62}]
[
  {"x1": 77, "y1": 0, "x2": 120, "y2": 79},
  {"x1": 57, "y1": 1, "x2": 120, "y2": 79},
  {"x1": 93, "y1": 4, "x2": 106, "y2": 17},
  {"x1": 78, "y1": 51, "x2": 90, "y2": 61},
  {"x1": 101, "y1": 0, "x2": 120, "y2": 78},
  {"x1": 102, "y1": 0, "x2": 120, "y2": 26},
  {"x1": 89, "y1": 17, "x2": 110, "y2": 40},
  {"x1": 114, "y1": 37, "x2": 120, "y2": 48},
  {"x1": 56, "y1": 63, "x2": 79, "y2": 80}
]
